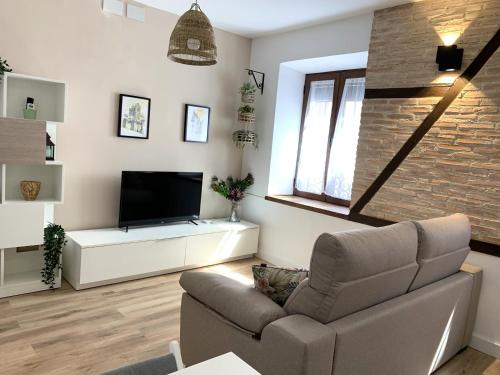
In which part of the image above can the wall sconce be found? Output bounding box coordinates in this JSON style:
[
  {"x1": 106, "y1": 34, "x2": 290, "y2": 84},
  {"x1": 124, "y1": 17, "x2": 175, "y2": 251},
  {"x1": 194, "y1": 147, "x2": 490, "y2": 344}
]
[{"x1": 436, "y1": 45, "x2": 464, "y2": 71}]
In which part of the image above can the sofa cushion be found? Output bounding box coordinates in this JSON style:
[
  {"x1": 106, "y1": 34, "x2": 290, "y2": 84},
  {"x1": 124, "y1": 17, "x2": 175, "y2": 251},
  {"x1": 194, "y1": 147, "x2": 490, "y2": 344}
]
[
  {"x1": 284, "y1": 222, "x2": 419, "y2": 324},
  {"x1": 408, "y1": 213, "x2": 470, "y2": 291},
  {"x1": 252, "y1": 264, "x2": 309, "y2": 306},
  {"x1": 179, "y1": 271, "x2": 287, "y2": 335}
]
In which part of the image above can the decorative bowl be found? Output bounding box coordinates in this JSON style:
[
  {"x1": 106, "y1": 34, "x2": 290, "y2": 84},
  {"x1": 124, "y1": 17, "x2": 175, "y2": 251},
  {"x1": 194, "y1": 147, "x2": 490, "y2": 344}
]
[{"x1": 20, "y1": 180, "x2": 41, "y2": 201}]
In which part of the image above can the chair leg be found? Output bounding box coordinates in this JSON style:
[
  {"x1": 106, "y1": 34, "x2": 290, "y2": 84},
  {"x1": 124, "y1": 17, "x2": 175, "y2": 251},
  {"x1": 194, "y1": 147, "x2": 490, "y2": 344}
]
[{"x1": 169, "y1": 340, "x2": 185, "y2": 370}]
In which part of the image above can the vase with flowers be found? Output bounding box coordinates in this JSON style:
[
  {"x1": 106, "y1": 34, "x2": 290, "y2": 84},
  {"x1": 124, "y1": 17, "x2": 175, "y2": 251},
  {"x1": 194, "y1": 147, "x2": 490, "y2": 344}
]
[{"x1": 211, "y1": 173, "x2": 254, "y2": 222}]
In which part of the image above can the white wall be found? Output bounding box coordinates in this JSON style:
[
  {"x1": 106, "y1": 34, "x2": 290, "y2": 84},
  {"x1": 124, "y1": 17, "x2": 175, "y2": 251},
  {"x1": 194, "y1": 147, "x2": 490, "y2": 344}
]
[
  {"x1": 241, "y1": 12, "x2": 500, "y2": 359},
  {"x1": 241, "y1": 13, "x2": 374, "y2": 264},
  {"x1": 267, "y1": 65, "x2": 305, "y2": 195},
  {"x1": 241, "y1": 195, "x2": 368, "y2": 267},
  {"x1": 242, "y1": 13, "x2": 374, "y2": 196},
  {"x1": 0, "y1": 0, "x2": 251, "y2": 230},
  {"x1": 466, "y1": 252, "x2": 500, "y2": 358}
]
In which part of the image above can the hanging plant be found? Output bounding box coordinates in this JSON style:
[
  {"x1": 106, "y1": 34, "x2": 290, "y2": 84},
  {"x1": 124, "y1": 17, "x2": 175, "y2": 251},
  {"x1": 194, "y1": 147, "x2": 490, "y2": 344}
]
[
  {"x1": 232, "y1": 130, "x2": 258, "y2": 149},
  {"x1": 42, "y1": 223, "x2": 67, "y2": 288},
  {"x1": 240, "y1": 82, "x2": 256, "y2": 103},
  {"x1": 238, "y1": 104, "x2": 256, "y2": 123}
]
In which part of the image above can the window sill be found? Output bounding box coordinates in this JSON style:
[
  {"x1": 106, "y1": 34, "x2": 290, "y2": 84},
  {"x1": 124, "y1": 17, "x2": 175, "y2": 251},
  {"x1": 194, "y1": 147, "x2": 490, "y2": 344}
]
[{"x1": 265, "y1": 195, "x2": 350, "y2": 219}]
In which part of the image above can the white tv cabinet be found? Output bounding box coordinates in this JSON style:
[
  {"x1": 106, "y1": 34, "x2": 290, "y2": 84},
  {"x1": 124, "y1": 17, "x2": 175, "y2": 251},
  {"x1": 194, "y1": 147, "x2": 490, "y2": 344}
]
[{"x1": 63, "y1": 220, "x2": 259, "y2": 290}]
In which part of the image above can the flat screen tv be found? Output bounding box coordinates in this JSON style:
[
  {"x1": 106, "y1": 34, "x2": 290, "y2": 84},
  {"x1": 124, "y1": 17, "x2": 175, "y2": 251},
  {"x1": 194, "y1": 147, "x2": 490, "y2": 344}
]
[{"x1": 118, "y1": 171, "x2": 203, "y2": 229}]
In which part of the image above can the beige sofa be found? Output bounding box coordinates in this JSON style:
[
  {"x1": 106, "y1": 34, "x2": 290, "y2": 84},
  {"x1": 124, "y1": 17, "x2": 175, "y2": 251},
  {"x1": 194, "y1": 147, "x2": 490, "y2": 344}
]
[{"x1": 179, "y1": 214, "x2": 482, "y2": 375}]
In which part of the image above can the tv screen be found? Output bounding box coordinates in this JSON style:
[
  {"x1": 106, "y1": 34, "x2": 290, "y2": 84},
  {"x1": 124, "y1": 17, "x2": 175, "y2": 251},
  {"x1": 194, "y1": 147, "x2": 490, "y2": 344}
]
[{"x1": 118, "y1": 171, "x2": 203, "y2": 228}]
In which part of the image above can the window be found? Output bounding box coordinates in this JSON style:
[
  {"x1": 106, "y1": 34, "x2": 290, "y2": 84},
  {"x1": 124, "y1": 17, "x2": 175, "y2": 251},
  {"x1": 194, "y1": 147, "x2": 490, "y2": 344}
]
[{"x1": 294, "y1": 69, "x2": 366, "y2": 206}]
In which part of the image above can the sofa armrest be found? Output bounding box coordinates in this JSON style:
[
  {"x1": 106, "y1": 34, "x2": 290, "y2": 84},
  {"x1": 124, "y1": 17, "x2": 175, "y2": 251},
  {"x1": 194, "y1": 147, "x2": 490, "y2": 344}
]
[
  {"x1": 260, "y1": 315, "x2": 336, "y2": 375},
  {"x1": 460, "y1": 262, "x2": 483, "y2": 346},
  {"x1": 179, "y1": 271, "x2": 287, "y2": 334}
]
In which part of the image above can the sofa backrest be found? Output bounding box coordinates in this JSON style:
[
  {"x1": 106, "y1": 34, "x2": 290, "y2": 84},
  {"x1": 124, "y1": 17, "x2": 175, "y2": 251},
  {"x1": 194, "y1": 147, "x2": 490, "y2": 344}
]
[
  {"x1": 408, "y1": 213, "x2": 470, "y2": 292},
  {"x1": 284, "y1": 222, "x2": 419, "y2": 324}
]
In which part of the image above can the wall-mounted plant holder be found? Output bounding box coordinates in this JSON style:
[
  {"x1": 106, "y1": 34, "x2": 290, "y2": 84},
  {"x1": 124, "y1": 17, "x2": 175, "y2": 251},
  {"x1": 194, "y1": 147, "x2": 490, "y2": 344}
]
[
  {"x1": 234, "y1": 80, "x2": 258, "y2": 149},
  {"x1": 23, "y1": 108, "x2": 37, "y2": 120},
  {"x1": 245, "y1": 69, "x2": 265, "y2": 95}
]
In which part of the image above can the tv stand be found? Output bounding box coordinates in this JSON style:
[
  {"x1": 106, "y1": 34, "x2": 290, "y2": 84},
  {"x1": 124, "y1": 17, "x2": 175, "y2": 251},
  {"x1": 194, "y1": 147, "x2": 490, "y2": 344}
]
[
  {"x1": 63, "y1": 219, "x2": 259, "y2": 290},
  {"x1": 189, "y1": 220, "x2": 198, "y2": 226}
]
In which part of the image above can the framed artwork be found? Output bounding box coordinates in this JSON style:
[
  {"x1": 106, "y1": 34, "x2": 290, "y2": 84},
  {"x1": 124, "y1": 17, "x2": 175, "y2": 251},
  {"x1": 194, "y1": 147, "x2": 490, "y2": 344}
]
[
  {"x1": 118, "y1": 94, "x2": 151, "y2": 139},
  {"x1": 184, "y1": 104, "x2": 211, "y2": 143}
]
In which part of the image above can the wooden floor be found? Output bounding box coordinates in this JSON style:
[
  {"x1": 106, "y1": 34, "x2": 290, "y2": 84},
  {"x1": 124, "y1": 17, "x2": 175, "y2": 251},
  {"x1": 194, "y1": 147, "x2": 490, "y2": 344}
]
[{"x1": 0, "y1": 257, "x2": 498, "y2": 375}]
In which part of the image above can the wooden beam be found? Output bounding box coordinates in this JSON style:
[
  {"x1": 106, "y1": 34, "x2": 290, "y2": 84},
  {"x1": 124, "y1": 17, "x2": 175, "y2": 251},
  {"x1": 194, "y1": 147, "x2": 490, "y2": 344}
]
[
  {"x1": 351, "y1": 28, "x2": 500, "y2": 214},
  {"x1": 364, "y1": 86, "x2": 449, "y2": 99}
]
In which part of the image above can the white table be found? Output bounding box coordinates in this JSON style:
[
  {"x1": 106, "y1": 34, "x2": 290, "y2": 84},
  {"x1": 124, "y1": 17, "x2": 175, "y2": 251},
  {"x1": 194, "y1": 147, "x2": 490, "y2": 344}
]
[{"x1": 173, "y1": 352, "x2": 260, "y2": 374}]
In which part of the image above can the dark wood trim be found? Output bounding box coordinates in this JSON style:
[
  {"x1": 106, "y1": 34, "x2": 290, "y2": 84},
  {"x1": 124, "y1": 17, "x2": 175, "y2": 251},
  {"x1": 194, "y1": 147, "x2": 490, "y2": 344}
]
[
  {"x1": 469, "y1": 240, "x2": 500, "y2": 257},
  {"x1": 364, "y1": 86, "x2": 450, "y2": 99},
  {"x1": 267, "y1": 196, "x2": 500, "y2": 257},
  {"x1": 349, "y1": 213, "x2": 500, "y2": 256},
  {"x1": 265, "y1": 195, "x2": 349, "y2": 219},
  {"x1": 293, "y1": 189, "x2": 350, "y2": 207},
  {"x1": 348, "y1": 212, "x2": 394, "y2": 227},
  {"x1": 351, "y1": 28, "x2": 500, "y2": 214},
  {"x1": 268, "y1": 198, "x2": 500, "y2": 257}
]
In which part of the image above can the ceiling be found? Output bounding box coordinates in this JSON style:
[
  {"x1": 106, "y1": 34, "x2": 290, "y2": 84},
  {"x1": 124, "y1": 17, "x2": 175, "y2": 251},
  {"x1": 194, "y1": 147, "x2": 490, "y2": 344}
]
[
  {"x1": 134, "y1": 0, "x2": 413, "y2": 38},
  {"x1": 283, "y1": 52, "x2": 368, "y2": 74}
]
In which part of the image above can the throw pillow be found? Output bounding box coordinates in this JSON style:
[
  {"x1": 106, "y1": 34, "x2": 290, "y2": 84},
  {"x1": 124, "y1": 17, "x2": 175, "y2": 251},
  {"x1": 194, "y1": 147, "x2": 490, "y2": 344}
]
[{"x1": 252, "y1": 264, "x2": 308, "y2": 306}]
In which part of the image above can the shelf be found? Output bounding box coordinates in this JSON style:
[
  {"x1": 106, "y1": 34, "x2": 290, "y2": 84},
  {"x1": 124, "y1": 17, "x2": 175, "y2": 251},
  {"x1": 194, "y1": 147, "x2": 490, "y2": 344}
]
[
  {"x1": 0, "y1": 248, "x2": 60, "y2": 297},
  {"x1": 0, "y1": 270, "x2": 60, "y2": 298},
  {"x1": 3, "y1": 198, "x2": 62, "y2": 204},
  {"x1": 2, "y1": 163, "x2": 64, "y2": 204},
  {"x1": 4, "y1": 270, "x2": 42, "y2": 286},
  {"x1": 0, "y1": 72, "x2": 66, "y2": 123}
]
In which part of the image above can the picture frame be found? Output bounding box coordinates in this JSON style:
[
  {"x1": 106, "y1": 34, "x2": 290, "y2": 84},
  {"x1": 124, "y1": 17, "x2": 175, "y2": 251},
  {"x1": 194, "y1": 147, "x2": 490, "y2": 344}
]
[
  {"x1": 184, "y1": 104, "x2": 211, "y2": 143},
  {"x1": 117, "y1": 94, "x2": 151, "y2": 139}
]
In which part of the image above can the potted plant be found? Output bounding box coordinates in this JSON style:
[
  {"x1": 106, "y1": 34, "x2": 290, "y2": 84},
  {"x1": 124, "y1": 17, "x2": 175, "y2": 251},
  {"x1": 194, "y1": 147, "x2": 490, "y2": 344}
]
[
  {"x1": 211, "y1": 173, "x2": 254, "y2": 222},
  {"x1": 240, "y1": 82, "x2": 257, "y2": 103},
  {"x1": 0, "y1": 57, "x2": 12, "y2": 83},
  {"x1": 238, "y1": 104, "x2": 256, "y2": 124},
  {"x1": 42, "y1": 223, "x2": 67, "y2": 289}
]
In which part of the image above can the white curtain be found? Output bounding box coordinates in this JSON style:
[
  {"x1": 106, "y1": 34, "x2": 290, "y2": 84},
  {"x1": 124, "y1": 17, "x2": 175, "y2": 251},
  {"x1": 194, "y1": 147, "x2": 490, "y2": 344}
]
[
  {"x1": 325, "y1": 77, "x2": 365, "y2": 200},
  {"x1": 295, "y1": 80, "x2": 334, "y2": 194}
]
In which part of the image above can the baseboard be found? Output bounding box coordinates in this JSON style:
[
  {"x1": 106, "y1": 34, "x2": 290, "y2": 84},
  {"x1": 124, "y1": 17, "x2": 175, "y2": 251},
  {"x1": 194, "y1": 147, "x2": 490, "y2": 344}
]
[{"x1": 470, "y1": 334, "x2": 500, "y2": 359}]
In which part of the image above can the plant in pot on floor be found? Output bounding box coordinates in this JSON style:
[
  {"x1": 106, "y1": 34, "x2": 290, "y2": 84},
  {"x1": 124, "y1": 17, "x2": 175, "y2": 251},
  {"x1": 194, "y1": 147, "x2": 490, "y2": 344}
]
[
  {"x1": 211, "y1": 173, "x2": 254, "y2": 222},
  {"x1": 42, "y1": 223, "x2": 67, "y2": 289}
]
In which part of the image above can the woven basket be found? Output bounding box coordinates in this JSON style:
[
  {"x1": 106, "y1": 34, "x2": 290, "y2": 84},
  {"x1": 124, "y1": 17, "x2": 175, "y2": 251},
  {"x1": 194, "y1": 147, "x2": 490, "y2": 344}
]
[
  {"x1": 167, "y1": 3, "x2": 217, "y2": 66},
  {"x1": 238, "y1": 112, "x2": 256, "y2": 124},
  {"x1": 20, "y1": 180, "x2": 41, "y2": 201},
  {"x1": 241, "y1": 93, "x2": 255, "y2": 104},
  {"x1": 232, "y1": 130, "x2": 258, "y2": 149}
]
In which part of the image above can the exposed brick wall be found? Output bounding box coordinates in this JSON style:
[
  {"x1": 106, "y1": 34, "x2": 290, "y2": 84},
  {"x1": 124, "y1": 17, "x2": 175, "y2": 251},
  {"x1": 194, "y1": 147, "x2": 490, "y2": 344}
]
[{"x1": 352, "y1": 0, "x2": 500, "y2": 244}]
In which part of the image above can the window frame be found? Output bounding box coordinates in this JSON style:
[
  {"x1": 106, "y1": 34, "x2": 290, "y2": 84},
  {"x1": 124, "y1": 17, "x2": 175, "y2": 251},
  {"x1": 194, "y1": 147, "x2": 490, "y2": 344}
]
[{"x1": 293, "y1": 68, "x2": 366, "y2": 207}]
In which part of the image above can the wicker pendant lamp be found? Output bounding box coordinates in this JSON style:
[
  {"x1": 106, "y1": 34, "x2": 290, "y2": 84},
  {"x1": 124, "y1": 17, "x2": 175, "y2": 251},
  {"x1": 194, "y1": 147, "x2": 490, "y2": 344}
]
[{"x1": 167, "y1": 1, "x2": 217, "y2": 66}]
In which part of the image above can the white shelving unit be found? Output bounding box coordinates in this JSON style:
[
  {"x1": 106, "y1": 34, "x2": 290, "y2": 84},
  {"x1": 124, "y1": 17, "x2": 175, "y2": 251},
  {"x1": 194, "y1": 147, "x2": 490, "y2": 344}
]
[
  {"x1": 1, "y1": 162, "x2": 64, "y2": 204},
  {"x1": 0, "y1": 72, "x2": 66, "y2": 124},
  {"x1": 0, "y1": 247, "x2": 61, "y2": 298},
  {"x1": 0, "y1": 72, "x2": 66, "y2": 298}
]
